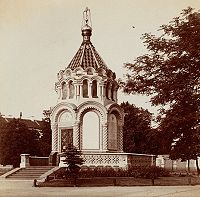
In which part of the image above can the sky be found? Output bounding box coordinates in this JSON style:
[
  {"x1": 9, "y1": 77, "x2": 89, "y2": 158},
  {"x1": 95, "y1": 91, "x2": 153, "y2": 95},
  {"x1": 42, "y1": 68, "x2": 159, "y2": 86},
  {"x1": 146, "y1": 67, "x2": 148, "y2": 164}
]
[{"x1": 0, "y1": 0, "x2": 199, "y2": 120}]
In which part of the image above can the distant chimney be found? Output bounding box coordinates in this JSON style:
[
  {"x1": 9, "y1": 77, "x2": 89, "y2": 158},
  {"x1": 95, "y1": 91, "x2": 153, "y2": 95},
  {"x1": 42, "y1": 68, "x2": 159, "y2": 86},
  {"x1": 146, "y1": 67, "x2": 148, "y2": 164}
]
[{"x1": 20, "y1": 112, "x2": 22, "y2": 119}]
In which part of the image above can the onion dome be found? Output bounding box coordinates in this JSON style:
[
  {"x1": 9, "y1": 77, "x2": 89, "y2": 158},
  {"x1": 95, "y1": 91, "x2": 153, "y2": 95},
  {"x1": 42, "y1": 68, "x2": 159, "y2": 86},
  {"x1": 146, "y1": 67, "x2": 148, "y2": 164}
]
[{"x1": 67, "y1": 8, "x2": 108, "y2": 71}]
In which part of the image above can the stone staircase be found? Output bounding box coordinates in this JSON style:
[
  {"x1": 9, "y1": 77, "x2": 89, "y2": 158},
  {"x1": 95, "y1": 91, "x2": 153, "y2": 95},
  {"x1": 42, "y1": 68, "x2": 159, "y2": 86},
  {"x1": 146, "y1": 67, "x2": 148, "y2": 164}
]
[{"x1": 6, "y1": 166, "x2": 55, "y2": 180}]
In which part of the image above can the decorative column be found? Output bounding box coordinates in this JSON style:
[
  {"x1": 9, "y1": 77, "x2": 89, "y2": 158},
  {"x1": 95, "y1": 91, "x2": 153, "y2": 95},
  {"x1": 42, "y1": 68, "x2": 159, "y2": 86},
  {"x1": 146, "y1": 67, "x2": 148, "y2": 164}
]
[
  {"x1": 88, "y1": 82, "x2": 91, "y2": 98},
  {"x1": 80, "y1": 84, "x2": 83, "y2": 98},
  {"x1": 102, "y1": 123, "x2": 108, "y2": 151},
  {"x1": 118, "y1": 122, "x2": 123, "y2": 152},
  {"x1": 67, "y1": 83, "x2": 70, "y2": 99},
  {"x1": 76, "y1": 84, "x2": 81, "y2": 100},
  {"x1": 75, "y1": 84, "x2": 79, "y2": 99},
  {"x1": 73, "y1": 121, "x2": 80, "y2": 149},
  {"x1": 58, "y1": 87, "x2": 62, "y2": 99},
  {"x1": 108, "y1": 83, "x2": 112, "y2": 100},
  {"x1": 79, "y1": 120, "x2": 83, "y2": 150},
  {"x1": 51, "y1": 123, "x2": 58, "y2": 152},
  {"x1": 103, "y1": 83, "x2": 107, "y2": 99},
  {"x1": 99, "y1": 83, "x2": 104, "y2": 101}
]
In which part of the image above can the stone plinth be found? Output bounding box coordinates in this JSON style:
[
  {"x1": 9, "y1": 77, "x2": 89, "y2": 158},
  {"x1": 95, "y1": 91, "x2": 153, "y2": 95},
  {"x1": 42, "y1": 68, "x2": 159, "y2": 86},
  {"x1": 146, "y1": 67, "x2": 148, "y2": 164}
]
[
  {"x1": 59, "y1": 152, "x2": 155, "y2": 169},
  {"x1": 20, "y1": 154, "x2": 30, "y2": 168}
]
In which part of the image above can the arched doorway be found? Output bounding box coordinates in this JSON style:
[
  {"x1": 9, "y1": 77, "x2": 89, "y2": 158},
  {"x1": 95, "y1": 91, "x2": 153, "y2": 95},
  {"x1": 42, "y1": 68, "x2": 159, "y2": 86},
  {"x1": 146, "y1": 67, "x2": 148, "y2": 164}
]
[{"x1": 59, "y1": 111, "x2": 73, "y2": 151}]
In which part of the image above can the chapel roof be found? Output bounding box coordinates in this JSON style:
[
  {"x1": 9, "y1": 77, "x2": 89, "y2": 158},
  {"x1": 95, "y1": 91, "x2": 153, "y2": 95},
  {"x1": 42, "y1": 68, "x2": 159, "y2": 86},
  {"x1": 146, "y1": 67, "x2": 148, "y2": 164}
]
[
  {"x1": 67, "y1": 41, "x2": 108, "y2": 71},
  {"x1": 67, "y1": 8, "x2": 108, "y2": 71}
]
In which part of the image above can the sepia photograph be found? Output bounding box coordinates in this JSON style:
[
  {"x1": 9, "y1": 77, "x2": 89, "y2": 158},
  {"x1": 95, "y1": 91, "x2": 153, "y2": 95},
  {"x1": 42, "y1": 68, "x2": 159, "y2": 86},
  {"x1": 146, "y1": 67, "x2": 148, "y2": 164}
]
[{"x1": 0, "y1": 0, "x2": 200, "y2": 196}]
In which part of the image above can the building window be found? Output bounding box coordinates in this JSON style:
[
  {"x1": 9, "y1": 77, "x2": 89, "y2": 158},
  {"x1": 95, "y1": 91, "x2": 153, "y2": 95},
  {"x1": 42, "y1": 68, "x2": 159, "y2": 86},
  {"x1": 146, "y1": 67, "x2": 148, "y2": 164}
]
[
  {"x1": 92, "y1": 80, "x2": 98, "y2": 98},
  {"x1": 106, "y1": 82, "x2": 111, "y2": 99},
  {"x1": 108, "y1": 113, "x2": 118, "y2": 150},
  {"x1": 82, "y1": 111, "x2": 100, "y2": 150},
  {"x1": 111, "y1": 85, "x2": 114, "y2": 101},
  {"x1": 62, "y1": 82, "x2": 67, "y2": 100},
  {"x1": 69, "y1": 81, "x2": 75, "y2": 99},
  {"x1": 87, "y1": 68, "x2": 93, "y2": 75},
  {"x1": 83, "y1": 79, "x2": 88, "y2": 98}
]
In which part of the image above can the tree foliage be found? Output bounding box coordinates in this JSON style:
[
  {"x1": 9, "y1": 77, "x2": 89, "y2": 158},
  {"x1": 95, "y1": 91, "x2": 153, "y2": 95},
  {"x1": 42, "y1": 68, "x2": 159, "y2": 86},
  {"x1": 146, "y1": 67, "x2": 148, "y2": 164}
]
[
  {"x1": 37, "y1": 118, "x2": 52, "y2": 157},
  {"x1": 62, "y1": 146, "x2": 84, "y2": 173},
  {"x1": 0, "y1": 119, "x2": 39, "y2": 167},
  {"x1": 62, "y1": 146, "x2": 84, "y2": 185},
  {"x1": 123, "y1": 7, "x2": 200, "y2": 167},
  {"x1": 120, "y1": 102, "x2": 160, "y2": 154},
  {"x1": 0, "y1": 118, "x2": 52, "y2": 167}
]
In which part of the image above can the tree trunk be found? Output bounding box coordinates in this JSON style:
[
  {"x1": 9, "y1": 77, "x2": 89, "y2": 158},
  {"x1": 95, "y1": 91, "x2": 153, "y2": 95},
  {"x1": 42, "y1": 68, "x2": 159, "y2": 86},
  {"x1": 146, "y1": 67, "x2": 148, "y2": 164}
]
[{"x1": 195, "y1": 157, "x2": 200, "y2": 176}]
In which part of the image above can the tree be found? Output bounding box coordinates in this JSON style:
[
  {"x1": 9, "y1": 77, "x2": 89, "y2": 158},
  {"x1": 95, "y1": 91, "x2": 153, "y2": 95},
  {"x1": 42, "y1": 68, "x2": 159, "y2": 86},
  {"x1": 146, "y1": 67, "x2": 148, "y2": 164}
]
[
  {"x1": 37, "y1": 118, "x2": 52, "y2": 156},
  {"x1": 0, "y1": 119, "x2": 39, "y2": 167},
  {"x1": 62, "y1": 146, "x2": 84, "y2": 186},
  {"x1": 120, "y1": 102, "x2": 160, "y2": 155},
  {"x1": 123, "y1": 7, "x2": 200, "y2": 173}
]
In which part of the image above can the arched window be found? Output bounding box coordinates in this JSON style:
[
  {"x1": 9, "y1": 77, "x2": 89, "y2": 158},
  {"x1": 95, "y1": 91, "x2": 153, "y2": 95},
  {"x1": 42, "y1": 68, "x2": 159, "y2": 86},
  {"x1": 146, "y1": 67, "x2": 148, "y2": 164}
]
[
  {"x1": 62, "y1": 82, "x2": 67, "y2": 100},
  {"x1": 111, "y1": 85, "x2": 115, "y2": 101},
  {"x1": 69, "y1": 81, "x2": 75, "y2": 99},
  {"x1": 83, "y1": 79, "x2": 88, "y2": 98},
  {"x1": 82, "y1": 111, "x2": 100, "y2": 149},
  {"x1": 92, "y1": 80, "x2": 98, "y2": 98},
  {"x1": 108, "y1": 114, "x2": 118, "y2": 150},
  {"x1": 87, "y1": 68, "x2": 93, "y2": 75}
]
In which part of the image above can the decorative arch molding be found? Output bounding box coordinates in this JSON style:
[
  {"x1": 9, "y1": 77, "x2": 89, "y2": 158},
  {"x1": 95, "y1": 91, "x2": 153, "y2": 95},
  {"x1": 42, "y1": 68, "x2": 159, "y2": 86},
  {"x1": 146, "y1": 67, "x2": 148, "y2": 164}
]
[
  {"x1": 57, "y1": 70, "x2": 64, "y2": 80},
  {"x1": 80, "y1": 76, "x2": 91, "y2": 82},
  {"x1": 59, "y1": 77, "x2": 74, "y2": 85},
  {"x1": 85, "y1": 67, "x2": 95, "y2": 75},
  {"x1": 91, "y1": 76, "x2": 102, "y2": 82},
  {"x1": 77, "y1": 101, "x2": 107, "y2": 123},
  {"x1": 73, "y1": 66, "x2": 84, "y2": 75},
  {"x1": 106, "y1": 103, "x2": 124, "y2": 123},
  {"x1": 51, "y1": 102, "x2": 77, "y2": 123},
  {"x1": 97, "y1": 67, "x2": 107, "y2": 76},
  {"x1": 64, "y1": 68, "x2": 72, "y2": 76}
]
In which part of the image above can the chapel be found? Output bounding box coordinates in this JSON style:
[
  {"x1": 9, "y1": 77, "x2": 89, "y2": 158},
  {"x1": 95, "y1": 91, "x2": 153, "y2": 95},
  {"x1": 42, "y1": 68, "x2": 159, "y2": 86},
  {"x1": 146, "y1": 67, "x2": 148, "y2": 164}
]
[
  {"x1": 49, "y1": 8, "x2": 125, "y2": 167},
  {"x1": 49, "y1": 8, "x2": 154, "y2": 168}
]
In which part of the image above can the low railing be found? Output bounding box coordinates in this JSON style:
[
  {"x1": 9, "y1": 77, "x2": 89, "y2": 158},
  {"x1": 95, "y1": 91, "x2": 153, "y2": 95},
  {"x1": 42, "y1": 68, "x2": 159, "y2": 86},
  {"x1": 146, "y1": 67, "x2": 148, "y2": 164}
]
[
  {"x1": 20, "y1": 154, "x2": 49, "y2": 168},
  {"x1": 29, "y1": 156, "x2": 49, "y2": 166}
]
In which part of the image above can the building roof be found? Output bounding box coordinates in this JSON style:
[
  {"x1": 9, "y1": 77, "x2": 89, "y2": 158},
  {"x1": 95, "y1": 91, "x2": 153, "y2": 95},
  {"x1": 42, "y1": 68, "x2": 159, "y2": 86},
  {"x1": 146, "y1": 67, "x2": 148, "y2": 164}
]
[
  {"x1": 67, "y1": 41, "x2": 108, "y2": 71},
  {"x1": 67, "y1": 16, "x2": 108, "y2": 71}
]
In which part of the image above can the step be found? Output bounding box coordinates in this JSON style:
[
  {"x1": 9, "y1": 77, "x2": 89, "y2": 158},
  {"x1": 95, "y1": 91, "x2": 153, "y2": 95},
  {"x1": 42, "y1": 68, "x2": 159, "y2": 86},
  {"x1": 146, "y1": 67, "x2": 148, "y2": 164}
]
[
  {"x1": 16, "y1": 170, "x2": 51, "y2": 173},
  {"x1": 6, "y1": 166, "x2": 55, "y2": 179},
  {"x1": 11, "y1": 170, "x2": 51, "y2": 174},
  {"x1": 11, "y1": 173, "x2": 48, "y2": 176},
  {"x1": 8, "y1": 177, "x2": 37, "y2": 180}
]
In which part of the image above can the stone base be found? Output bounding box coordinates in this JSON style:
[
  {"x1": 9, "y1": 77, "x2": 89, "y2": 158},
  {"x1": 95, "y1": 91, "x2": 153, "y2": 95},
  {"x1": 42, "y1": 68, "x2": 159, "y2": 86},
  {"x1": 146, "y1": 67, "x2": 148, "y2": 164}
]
[{"x1": 59, "y1": 152, "x2": 155, "y2": 169}]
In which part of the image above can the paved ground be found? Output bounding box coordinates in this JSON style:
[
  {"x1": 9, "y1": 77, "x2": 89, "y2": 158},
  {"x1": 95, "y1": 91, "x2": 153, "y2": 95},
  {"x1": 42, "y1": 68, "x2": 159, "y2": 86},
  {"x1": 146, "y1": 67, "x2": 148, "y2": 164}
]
[{"x1": 0, "y1": 179, "x2": 200, "y2": 197}]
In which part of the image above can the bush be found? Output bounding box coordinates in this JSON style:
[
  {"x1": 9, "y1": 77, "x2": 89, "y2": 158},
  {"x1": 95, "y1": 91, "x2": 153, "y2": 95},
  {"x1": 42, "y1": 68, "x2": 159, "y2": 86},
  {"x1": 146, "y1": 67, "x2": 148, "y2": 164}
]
[
  {"x1": 53, "y1": 166, "x2": 170, "y2": 180},
  {"x1": 128, "y1": 166, "x2": 170, "y2": 179}
]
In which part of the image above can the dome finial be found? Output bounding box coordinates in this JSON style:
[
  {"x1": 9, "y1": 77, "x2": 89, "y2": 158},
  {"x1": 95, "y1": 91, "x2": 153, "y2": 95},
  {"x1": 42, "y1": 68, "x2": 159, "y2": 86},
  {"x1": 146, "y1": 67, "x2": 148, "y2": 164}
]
[
  {"x1": 82, "y1": 7, "x2": 92, "y2": 27},
  {"x1": 81, "y1": 7, "x2": 92, "y2": 42}
]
